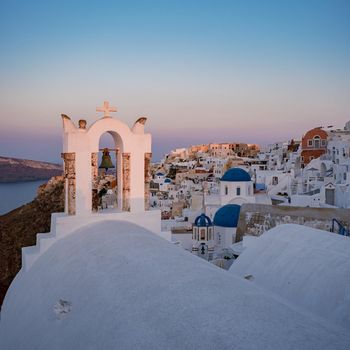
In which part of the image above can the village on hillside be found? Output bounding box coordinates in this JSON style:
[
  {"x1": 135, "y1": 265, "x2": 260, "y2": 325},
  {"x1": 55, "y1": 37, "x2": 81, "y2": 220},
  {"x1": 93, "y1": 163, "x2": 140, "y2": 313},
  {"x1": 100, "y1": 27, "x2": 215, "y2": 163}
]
[
  {"x1": 91, "y1": 120, "x2": 350, "y2": 266},
  {"x1": 1, "y1": 105, "x2": 350, "y2": 349}
]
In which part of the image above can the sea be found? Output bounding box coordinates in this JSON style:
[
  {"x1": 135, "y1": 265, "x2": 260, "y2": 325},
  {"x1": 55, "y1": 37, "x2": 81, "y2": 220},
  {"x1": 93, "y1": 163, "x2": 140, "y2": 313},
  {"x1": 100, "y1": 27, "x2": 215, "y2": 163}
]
[{"x1": 0, "y1": 180, "x2": 47, "y2": 215}]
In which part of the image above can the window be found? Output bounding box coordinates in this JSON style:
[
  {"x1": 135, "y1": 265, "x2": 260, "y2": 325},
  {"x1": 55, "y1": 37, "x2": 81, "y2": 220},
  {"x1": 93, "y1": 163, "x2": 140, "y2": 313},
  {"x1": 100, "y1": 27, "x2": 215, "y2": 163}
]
[
  {"x1": 236, "y1": 187, "x2": 241, "y2": 196},
  {"x1": 308, "y1": 139, "x2": 313, "y2": 147},
  {"x1": 272, "y1": 176, "x2": 278, "y2": 185},
  {"x1": 313, "y1": 136, "x2": 320, "y2": 148},
  {"x1": 201, "y1": 229, "x2": 206, "y2": 240},
  {"x1": 322, "y1": 139, "x2": 326, "y2": 147},
  {"x1": 225, "y1": 186, "x2": 228, "y2": 195}
]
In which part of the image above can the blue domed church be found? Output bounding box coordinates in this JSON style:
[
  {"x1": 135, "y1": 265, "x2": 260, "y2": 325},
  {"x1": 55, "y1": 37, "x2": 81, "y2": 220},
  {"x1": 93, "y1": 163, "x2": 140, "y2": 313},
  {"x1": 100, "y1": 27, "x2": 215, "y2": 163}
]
[
  {"x1": 192, "y1": 213, "x2": 214, "y2": 254},
  {"x1": 220, "y1": 167, "x2": 255, "y2": 206},
  {"x1": 192, "y1": 204, "x2": 242, "y2": 255},
  {"x1": 213, "y1": 204, "x2": 241, "y2": 249}
]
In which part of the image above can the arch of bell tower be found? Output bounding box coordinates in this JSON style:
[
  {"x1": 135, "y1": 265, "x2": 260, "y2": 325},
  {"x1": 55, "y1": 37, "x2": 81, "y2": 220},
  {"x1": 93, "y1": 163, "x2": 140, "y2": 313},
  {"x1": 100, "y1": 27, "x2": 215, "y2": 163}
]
[{"x1": 61, "y1": 101, "x2": 152, "y2": 215}]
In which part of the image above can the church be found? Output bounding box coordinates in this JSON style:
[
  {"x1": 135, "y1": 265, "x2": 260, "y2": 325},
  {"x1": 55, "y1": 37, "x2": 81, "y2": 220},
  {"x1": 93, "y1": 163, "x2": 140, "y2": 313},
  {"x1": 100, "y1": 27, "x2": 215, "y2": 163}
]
[{"x1": 1, "y1": 102, "x2": 350, "y2": 349}]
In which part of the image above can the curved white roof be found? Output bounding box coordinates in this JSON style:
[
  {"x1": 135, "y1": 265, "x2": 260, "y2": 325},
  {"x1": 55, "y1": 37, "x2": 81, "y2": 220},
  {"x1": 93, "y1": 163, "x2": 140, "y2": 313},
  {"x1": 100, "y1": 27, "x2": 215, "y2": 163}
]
[
  {"x1": 230, "y1": 224, "x2": 350, "y2": 329},
  {"x1": 1, "y1": 222, "x2": 349, "y2": 349}
]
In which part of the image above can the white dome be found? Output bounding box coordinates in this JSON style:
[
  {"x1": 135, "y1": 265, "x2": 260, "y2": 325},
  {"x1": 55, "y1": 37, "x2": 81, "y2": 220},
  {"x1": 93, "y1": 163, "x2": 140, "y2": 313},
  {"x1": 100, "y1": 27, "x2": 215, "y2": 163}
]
[
  {"x1": 230, "y1": 224, "x2": 350, "y2": 328},
  {"x1": 1, "y1": 221, "x2": 349, "y2": 349}
]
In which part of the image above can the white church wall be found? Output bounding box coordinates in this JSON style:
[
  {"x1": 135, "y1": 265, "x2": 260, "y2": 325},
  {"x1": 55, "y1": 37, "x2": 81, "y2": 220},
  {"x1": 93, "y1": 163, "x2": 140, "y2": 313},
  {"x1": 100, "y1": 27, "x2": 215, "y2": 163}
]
[
  {"x1": 214, "y1": 226, "x2": 236, "y2": 250},
  {"x1": 220, "y1": 181, "x2": 255, "y2": 206}
]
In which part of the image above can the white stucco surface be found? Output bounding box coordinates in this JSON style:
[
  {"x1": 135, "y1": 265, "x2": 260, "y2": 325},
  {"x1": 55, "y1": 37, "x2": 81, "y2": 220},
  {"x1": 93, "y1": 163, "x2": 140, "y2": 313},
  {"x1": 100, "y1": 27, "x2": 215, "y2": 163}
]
[
  {"x1": 230, "y1": 224, "x2": 350, "y2": 329},
  {"x1": 1, "y1": 221, "x2": 349, "y2": 349}
]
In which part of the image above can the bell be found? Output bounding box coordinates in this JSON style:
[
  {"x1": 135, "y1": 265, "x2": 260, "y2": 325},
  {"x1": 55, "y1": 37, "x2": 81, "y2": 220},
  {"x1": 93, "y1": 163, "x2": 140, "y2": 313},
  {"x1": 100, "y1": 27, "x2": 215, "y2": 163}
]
[{"x1": 99, "y1": 148, "x2": 115, "y2": 171}]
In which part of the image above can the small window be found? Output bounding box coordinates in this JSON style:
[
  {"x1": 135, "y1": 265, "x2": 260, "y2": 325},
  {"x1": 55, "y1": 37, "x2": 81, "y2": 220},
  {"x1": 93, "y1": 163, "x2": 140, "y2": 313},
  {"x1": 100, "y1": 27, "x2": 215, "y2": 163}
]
[
  {"x1": 308, "y1": 139, "x2": 313, "y2": 147},
  {"x1": 225, "y1": 186, "x2": 228, "y2": 195},
  {"x1": 201, "y1": 229, "x2": 206, "y2": 240},
  {"x1": 322, "y1": 139, "x2": 326, "y2": 146},
  {"x1": 314, "y1": 136, "x2": 320, "y2": 148},
  {"x1": 236, "y1": 187, "x2": 241, "y2": 196}
]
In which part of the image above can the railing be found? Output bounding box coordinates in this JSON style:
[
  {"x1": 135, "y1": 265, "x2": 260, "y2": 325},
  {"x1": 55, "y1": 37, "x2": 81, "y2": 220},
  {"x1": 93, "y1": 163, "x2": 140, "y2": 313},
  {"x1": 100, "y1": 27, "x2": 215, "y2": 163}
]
[{"x1": 331, "y1": 218, "x2": 350, "y2": 237}]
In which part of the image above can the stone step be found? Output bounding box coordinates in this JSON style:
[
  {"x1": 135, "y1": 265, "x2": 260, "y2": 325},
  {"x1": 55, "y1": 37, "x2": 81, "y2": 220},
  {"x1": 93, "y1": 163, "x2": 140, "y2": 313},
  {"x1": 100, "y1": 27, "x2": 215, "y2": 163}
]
[
  {"x1": 20, "y1": 212, "x2": 66, "y2": 272},
  {"x1": 37, "y1": 233, "x2": 56, "y2": 254},
  {"x1": 22, "y1": 245, "x2": 40, "y2": 271}
]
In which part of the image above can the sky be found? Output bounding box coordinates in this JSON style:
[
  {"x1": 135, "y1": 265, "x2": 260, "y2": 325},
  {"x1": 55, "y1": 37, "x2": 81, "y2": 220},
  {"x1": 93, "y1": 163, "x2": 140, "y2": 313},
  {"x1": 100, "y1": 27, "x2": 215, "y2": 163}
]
[{"x1": 0, "y1": 0, "x2": 349, "y2": 162}]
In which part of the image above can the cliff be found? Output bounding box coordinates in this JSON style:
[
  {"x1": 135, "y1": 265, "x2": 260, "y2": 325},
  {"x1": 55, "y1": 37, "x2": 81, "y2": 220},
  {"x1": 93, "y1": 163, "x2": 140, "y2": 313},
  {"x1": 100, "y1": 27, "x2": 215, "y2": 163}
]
[
  {"x1": 0, "y1": 176, "x2": 64, "y2": 307},
  {"x1": 0, "y1": 156, "x2": 62, "y2": 182}
]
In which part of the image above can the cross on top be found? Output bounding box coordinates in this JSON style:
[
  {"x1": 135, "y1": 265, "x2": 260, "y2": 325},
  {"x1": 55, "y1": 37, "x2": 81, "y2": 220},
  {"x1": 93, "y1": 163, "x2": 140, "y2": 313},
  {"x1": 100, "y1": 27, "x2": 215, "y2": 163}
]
[{"x1": 96, "y1": 101, "x2": 117, "y2": 118}]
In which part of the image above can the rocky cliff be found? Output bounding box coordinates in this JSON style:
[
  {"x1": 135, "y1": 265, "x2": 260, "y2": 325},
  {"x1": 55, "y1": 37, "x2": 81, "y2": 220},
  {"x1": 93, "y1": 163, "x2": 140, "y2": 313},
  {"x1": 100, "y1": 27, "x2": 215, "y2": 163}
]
[
  {"x1": 0, "y1": 176, "x2": 64, "y2": 307},
  {"x1": 0, "y1": 156, "x2": 62, "y2": 182}
]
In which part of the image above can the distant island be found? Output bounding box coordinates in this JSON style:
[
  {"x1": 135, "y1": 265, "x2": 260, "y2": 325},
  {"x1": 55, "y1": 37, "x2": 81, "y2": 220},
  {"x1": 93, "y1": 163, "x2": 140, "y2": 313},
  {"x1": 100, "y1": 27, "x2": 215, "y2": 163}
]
[{"x1": 0, "y1": 156, "x2": 62, "y2": 182}]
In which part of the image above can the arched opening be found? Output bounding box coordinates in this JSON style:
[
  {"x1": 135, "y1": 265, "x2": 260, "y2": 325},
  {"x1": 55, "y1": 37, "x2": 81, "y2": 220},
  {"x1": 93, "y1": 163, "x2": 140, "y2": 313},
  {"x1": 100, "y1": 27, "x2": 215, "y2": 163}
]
[{"x1": 92, "y1": 131, "x2": 124, "y2": 212}]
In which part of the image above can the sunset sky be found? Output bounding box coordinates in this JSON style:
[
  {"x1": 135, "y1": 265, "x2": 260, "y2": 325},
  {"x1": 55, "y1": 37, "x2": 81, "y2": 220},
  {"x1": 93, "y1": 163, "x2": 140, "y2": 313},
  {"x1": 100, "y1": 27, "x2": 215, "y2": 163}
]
[{"x1": 0, "y1": 0, "x2": 349, "y2": 161}]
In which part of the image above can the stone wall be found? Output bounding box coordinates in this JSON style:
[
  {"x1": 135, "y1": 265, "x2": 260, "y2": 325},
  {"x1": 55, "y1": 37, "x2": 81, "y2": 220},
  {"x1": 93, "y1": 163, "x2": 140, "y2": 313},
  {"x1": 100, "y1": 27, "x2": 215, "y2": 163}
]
[
  {"x1": 122, "y1": 153, "x2": 131, "y2": 211},
  {"x1": 144, "y1": 152, "x2": 152, "y2": 210},
  {"x1": 236, "y1": 203, "x2": 350, "y2": 241}
]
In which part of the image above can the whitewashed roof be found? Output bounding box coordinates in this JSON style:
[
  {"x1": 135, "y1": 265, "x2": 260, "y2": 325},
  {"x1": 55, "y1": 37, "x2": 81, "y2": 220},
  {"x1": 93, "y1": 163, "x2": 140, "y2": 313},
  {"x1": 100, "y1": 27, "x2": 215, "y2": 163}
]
[
  {"x1": 1, "y1": 222, "x2": 349, "y2": 349},
  {"x1": 230, "y1": 224, "x2": 350, "y2": 329}
]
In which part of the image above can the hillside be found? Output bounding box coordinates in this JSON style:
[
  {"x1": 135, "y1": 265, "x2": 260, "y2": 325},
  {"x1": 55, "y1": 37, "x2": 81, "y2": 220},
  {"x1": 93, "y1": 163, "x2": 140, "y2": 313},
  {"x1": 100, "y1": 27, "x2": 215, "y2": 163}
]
[
  {"x1": 0, "y1": 177, "x2": 64, "y2": 306},
  {"x1": 0, "y1": 156, "x2": 62, "y2": 182}
]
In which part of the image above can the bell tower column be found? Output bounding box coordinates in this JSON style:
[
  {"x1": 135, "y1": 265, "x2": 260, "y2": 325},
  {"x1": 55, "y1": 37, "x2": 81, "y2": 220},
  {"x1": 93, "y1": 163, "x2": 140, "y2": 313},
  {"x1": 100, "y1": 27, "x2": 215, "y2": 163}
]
[
  {"x1": 144, "y1": 152, "x2": 152, "y2": 210},
  {"x1": 91, "y1": 152, "x2": 99, "y2": 212},
  {"x1": 61, "y1": 152, "x2": 76, "y2": 215},
  {"x1": 122, "y1": 153, "x2": 131, "y2": 211}
]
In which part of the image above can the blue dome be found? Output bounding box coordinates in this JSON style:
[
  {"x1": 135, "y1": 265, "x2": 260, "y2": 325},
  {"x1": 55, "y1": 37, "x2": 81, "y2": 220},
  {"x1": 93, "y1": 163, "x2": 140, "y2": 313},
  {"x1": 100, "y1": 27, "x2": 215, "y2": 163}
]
[
  {"x1": 156, "y1": 172, "x2": 164, "y2": 176},
  {"x1": 221, "y1": 168, "x2": 251, "y2": 182},
  {"x1": 213, "y1": 204, "x2": 241, "y2": 228},
  {"x1": 194, "y1": 213, "x2": 213, "y2": 227},
  {"x1": 164, "y1": 178, "x2": 171, "y2": 183}
]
